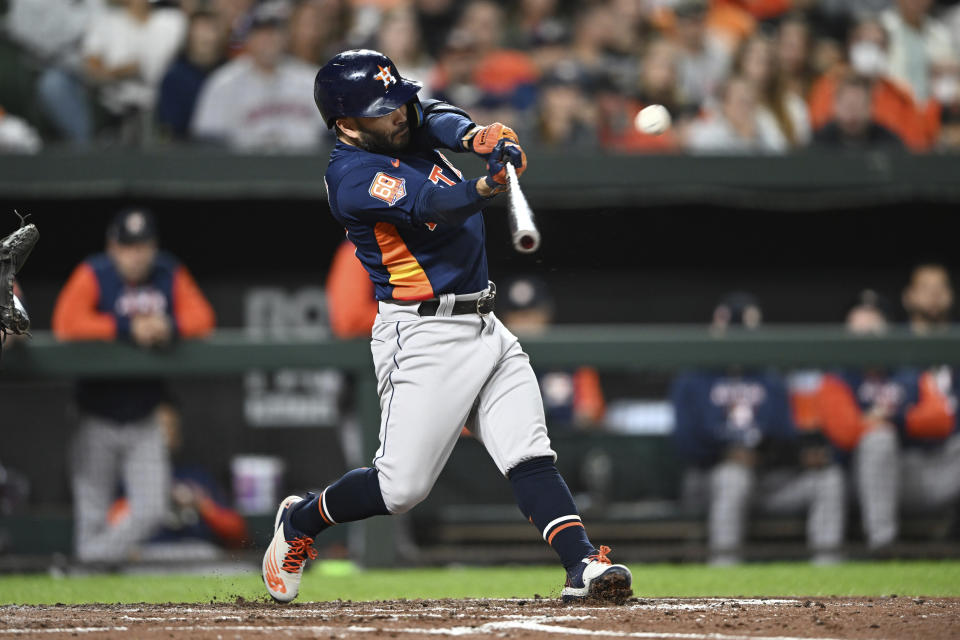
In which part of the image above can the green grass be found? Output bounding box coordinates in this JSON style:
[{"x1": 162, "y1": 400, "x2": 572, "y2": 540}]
[{"x1": 2, "y1": 561, "x2": 958, "y2": 605}]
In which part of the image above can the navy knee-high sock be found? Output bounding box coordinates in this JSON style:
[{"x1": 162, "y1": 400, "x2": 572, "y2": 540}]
[
  {"x1": 509, "y1": 456, "x2": 595, "y2": 572},
  {"x1": 290, "y1": 467, "x2": 390, "y2": 537}
]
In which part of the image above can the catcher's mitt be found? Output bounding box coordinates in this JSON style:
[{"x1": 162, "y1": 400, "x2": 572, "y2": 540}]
[{"x1": 0, "y1": 211, "x2": 39, "y2": 356}]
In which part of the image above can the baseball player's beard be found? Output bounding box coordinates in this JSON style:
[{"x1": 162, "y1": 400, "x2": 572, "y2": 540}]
[{"x1": 355, "y1": 125, "x2": 411, "y2": 155}]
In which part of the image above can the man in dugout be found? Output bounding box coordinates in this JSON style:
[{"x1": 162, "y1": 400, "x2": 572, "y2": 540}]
[
  {"x1": 52, "y1": 207, "x2": 215, "y2": 563},
  {"x1": 671, "y1": 293, "x2": 845, "y2": 565}
]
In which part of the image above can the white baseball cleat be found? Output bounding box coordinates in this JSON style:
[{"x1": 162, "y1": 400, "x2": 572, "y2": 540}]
[
  {"x1": 262, "y1": 494, "x2": 318, "y2": 603},
  {"x1": 561, "y1": 545, "x2": 633, "y2": 604}
]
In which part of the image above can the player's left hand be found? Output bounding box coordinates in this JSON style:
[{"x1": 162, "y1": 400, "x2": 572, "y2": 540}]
[{"x1": 483, "y1": 139, "x2": 527, "y2": 194}]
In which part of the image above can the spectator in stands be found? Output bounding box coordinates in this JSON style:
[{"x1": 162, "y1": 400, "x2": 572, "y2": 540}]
[
  {"x1": 881, "y1": 0, "x2": 957, "y2": 104},
  {"x1": 376, "y1": 8, "x2": 434, "y2": 94},
  {"x1": 156, "y1": 10, "x2": 227, "y2": 141},
  {"x1": 813, "y1": 75, "x2": 905, "y2": 149},
  {"x1": 81, "y1": 0, "x2": 187, "y2": 144},
  {"x1": 52, "y1": 207, "x2": 215, "y2": 563},
  {"x1": 190, "y1": 2, "x2": 326, "y2": 152},
  {"x1": 506, "y1": 0, "x2": 565, "y2": 51},
  {"x1": 498, "y1": 276, "x2": 606, "y2": 430},
  {"x1": 931, "y1": 62, "x2": 960, "y2": 148},
  {"x1": 0, "y1": 107, "x2": 41, "y2": 153},
  {"x1": 325, "y1": 240, "x2": 378, "y2": 339},
  {"x1": 531, "y1": 61, "x2": 598, "y2": 150},
  {"x1": 413, "y1": 0, "x2": 461, "y2": 58},
  {"x1": 809, "y1": 17, "x2": 936, "y2": 150},
  {"x1": 455, "y1": 0, "x2": 539, "y2": 118},
  {"x1": 213, "y1": 0, "x2": 256, "y2": 58},
  {"x1": 684, "y1": 75, "x2": 784, "y2": 153},
  {"x1": 569, "y1": 3, "x2": 635, "y2": 95},
  {"x1": 733, "y1": 34, "x2": 811, "y2": 150},
  {"x1": 6, "y1": 0, "x2": 103, "y2": 146},
  {"x1": 598, "y1": 39, "x2": 683, "y2": 152},
  {"x1": 636, "y1": 39, "x2": 686, "y2": 131},
  {"x1": 430, "y1": 29, "x2": 485, "y2": 116},
  {"x1": 776, "y1": 14, "x2": 815, "y2": 102},
  {"x1": 818, "y1": 0, "x2": 895, "y2": 22},
  {"x1": 287, "y1": 0, "x2": 346, "y2": 67},
  {"x1": 704, "y1": 0, "x2": 761, "y2": 51},
  {"x1": 668, "y1": 0, "x2": 732, "y2": 110},
  {"x1": 671, "y1": 292, "x2": 845, "y2": 565}
]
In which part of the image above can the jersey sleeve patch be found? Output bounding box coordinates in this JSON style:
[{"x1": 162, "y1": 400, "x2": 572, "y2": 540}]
[{"x1": 368, "y1": 172, "x2": 407, "y2": 206}]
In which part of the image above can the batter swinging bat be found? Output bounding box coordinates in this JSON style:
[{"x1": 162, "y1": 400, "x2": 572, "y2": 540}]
[{"x1": 505, "y1": 161, "x2": 540, "y2": 254}]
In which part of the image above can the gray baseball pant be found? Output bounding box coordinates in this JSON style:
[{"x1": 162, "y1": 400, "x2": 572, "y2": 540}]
[
  {"x1": 685, "y1": 461, "x2": 845, "y2": 563},
  {"x1": 370, "y1": 294, "x2": 555, "y2": 515},
  {"x1": 70, "y1": 413, "x2": 170, "y2": 563},
  {"x1": 857, "y1": 429, "x2": 960, "y2": 547}
]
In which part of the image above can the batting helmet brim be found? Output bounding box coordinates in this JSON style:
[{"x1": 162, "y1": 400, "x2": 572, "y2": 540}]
[{"x1": 321, "y1": 78, "x2": 423, "y2": 128}]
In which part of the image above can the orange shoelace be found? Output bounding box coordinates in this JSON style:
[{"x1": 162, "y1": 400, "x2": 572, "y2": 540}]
[
  {"x1": 589, "y1": 545, "x2": 612, "y2": 565},
  {"x1": 282, "y1": 537, "x2": 319, "y2": 573}
]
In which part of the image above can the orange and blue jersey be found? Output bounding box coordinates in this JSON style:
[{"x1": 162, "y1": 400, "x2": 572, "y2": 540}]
[
  {"x1": 813, "y1": 369, "x2": 957, "y2": 452},
  {"x1": 325, "y1": 240, "x2": 378, "y2": 338},
  {"x1": 325, "y1": 107, "x2": 490, "y2": 302},
  {"x1": 670, "y1": 371, "x2": 796, "y2": 467},
  {"x1": 52, "y1": 251, "x2": 215, "y2": 422}
]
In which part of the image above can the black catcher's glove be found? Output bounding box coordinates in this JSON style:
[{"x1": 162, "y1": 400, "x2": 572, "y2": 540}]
[{"x1": 0, "y1": 211, "x2": 39, "y2": 356}]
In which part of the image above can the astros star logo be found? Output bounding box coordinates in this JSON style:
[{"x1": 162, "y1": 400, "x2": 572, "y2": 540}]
[{"x1": 374, "y1": 65, "x2": 397, "y2": 89}]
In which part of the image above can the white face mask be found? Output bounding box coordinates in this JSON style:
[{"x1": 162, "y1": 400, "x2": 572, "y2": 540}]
[
  {"x1": 850, "y1": 41, "x2": 888, "y2": 77},
  {"x1": 932, "y1": 74, "x2": 960, "y2": 104}
]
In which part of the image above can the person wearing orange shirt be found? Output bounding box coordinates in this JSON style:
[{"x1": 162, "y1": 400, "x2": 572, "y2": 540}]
[
  {"x1": 325, "y1": 239, "x2": 378, "y2": 339},
  {"x1": 808, "y1": 18, "x2": 935, "y2": 151},
  {"x1": 803, "y1": 283, "x2": 958, "y2": 551},
  {"x1": 52, "y1": 207, "x2": 215, "y2": 564}
]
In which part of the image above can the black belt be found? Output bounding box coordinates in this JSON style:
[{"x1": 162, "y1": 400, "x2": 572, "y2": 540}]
[{"x1": 418, "y1": 290, "x2": 496, "y2": 316}]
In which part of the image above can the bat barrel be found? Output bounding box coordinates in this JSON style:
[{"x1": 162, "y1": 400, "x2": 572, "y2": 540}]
[{"x1": 505, "y1": 162, "x2": 540, "y2": 254}]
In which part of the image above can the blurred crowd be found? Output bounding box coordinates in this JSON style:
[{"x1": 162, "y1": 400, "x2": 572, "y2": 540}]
[{"x1": 2, "y1": 0, "x2": 960, "y2": 153}]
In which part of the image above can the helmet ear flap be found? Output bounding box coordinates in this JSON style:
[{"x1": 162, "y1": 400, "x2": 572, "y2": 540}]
[{"x1": 407, "y1": 97, "x2": 424, "y2": 128}]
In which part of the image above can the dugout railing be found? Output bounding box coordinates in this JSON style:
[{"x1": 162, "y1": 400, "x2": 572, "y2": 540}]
[
  {"x1": 1, "y1": 150, "x2": 960, "y2": 211},
  {"x1": 2, "y1": 327, "x2": 959, "y2": 566}
]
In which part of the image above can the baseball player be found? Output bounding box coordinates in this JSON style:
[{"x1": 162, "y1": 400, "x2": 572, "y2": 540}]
[
  {"x1": 671, "y1": 294, "x2": 845, "y2": 565},
  {"x1": 52, "y1": 208, "x2": 216, "y2": 563},
  {"x1": 262, "y1": 49, "x2": 632, "y2": 604},
  {"x1": 813, "y1": 291, "x2": 959, "y2": 551}
]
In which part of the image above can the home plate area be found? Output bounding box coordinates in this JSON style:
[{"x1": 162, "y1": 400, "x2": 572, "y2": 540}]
[{"x1": 1, "y1": 597, "x2": 957, "y2": 639}]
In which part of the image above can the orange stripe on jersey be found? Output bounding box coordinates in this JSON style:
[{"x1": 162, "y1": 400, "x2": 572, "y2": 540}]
[{"x1": 374, "y1": 222, "x2": 434, "y2": 300}]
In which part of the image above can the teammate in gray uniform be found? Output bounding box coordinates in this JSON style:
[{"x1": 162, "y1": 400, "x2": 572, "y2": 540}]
[{"x1": 262, "y1": 49, "x2": 632, "y2": 604}]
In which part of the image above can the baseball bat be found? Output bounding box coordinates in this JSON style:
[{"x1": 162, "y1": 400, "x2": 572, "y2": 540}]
[{"x1": 505, "y1": 161, "x2": 540, "y2": 254}]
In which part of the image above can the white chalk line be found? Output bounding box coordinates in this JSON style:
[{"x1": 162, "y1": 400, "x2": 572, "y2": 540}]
[
  {"x1": 0, "y1": 618, "x2": 865, "y2": 640},
  {"x1": 0, "y1": 627, "x2": 129, "y2": 635}
]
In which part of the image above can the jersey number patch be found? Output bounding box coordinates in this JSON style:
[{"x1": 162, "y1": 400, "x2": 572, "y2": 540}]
[{"x1": 369, "y1": 172, "x2": 407, "y2": 206}]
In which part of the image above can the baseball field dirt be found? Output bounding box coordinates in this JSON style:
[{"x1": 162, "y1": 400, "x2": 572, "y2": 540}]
[{"x1": 1, "y1": 596, "x2": 958, "y2": 639}]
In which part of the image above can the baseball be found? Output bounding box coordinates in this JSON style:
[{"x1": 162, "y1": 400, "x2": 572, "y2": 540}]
[{"x1": 635, "y1": 104, "x2": 671, "y2": 135}]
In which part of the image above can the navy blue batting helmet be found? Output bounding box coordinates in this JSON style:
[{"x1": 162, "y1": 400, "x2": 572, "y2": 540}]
[{"x1": 314, "y1": 49, "x2": 423, "y2": 129}]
